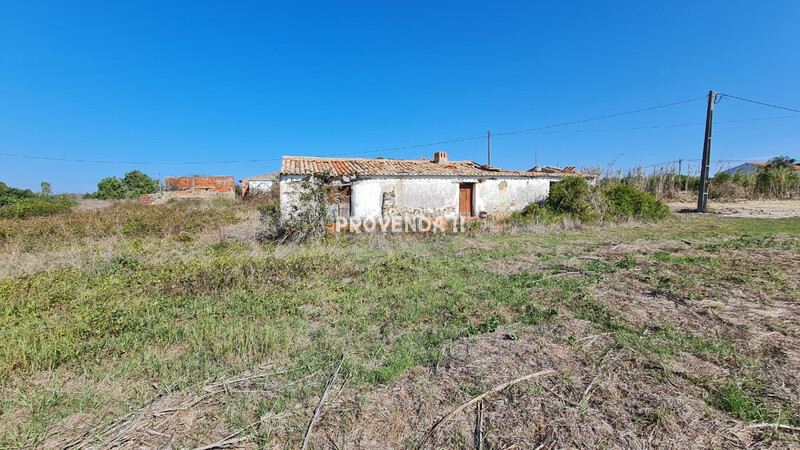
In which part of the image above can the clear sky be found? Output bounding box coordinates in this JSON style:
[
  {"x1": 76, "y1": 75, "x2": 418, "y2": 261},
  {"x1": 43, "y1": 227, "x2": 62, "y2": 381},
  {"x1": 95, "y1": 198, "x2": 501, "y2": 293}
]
[{"x1": 2, "y1": 1, "x2": 799, "y2": 193}]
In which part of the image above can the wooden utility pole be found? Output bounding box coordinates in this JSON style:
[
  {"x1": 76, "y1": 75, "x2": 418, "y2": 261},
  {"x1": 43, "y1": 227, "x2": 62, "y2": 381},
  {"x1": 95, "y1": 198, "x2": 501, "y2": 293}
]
[
  {"x1": 697, "y1": 91, "x2": 715, "y2": 212},
  {"x1": 487, "y1": 131, "x2": 492, "y2": 166}
]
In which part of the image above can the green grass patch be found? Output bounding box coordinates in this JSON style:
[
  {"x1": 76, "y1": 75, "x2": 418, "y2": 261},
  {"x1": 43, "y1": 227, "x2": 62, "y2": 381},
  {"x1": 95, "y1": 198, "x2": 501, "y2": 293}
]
[
  {"x1": 1, "y1": 214, "x2": 799, "y2": 445},
  {"x1": 653, "y1": 251, "x2": 716, "y2": 266}
]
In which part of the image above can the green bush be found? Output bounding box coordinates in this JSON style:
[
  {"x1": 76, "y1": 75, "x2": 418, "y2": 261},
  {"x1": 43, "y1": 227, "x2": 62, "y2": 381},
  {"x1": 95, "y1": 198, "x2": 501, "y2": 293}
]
[
  {"x1": 0, "y1": 196, "x2": 76, "y2": 219},
  {"x1": 511, "y1": 179, "x2": 669, "y2": 225},
  {"x1": 545, "y1": 176, "x2": 598, "y2": 221},
  {"x1": 0, "y1": 181, "x2": 77, "y2": 219},
  {"x1": 88, "y1": 170, "x2": 160, "y2": 199},
  {"x1": 0, "y1": 182, "x2": 36, "y2": 207},
  {"x1": 509, "y1": 202, "x2": 560, "y2": 224},
  {"x1": 602, "y1": 184, "x2": 670, "y2": 222}
]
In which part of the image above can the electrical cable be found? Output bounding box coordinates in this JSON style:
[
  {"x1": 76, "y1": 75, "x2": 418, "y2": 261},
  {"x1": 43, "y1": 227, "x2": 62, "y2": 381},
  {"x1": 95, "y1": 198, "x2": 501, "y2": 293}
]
[
  {"x1": 719, "y1": 93, "x2": 800, "y2": 114},
  {"x1": 0, "y1": 96, "x2": 709, "y2": 165}
]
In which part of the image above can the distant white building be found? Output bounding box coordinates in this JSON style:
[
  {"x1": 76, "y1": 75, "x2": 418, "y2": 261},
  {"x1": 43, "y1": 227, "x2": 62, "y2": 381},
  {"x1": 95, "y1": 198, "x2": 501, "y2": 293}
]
[
  {"x1": 721, "y1": 162, "x2": 800, "y2": 176},
  {"x1": 240, "y1": 172, "x2": 279, "y2": 197},
  {"x1": 277, "y1": 152, "x2": 593, "y2": 221}
]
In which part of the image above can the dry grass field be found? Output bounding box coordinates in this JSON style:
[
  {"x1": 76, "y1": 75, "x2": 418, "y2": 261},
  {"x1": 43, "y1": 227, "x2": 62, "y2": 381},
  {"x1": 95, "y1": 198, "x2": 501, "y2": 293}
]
[{"x1": 1, "y1": 200, "x2": 799, "y2": 448}]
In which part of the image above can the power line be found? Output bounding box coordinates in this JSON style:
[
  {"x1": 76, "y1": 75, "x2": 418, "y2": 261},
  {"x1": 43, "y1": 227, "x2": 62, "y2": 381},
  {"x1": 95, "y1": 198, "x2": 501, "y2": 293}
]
[
  {"x1": 719, "y1": 93, "x2": 800, "y2": 114},
  {"x1": 0, "y1": 133, "x2": 487, "y2": 166},
  {"x1": 0, "y1": 95, "x2": 729, "y2": 166},
  {"x1": 531, "y1": 114, "x2": 800, "y2": 135},
  {"x1": 5, "y1": 113, "x2": 797, "y2": 165},
  {"x1": 0, "y1": 153, "x2": 282, "y2": 165},
  {"x1": 492, "y1": 96, "x2": 707, "y2": 137}
]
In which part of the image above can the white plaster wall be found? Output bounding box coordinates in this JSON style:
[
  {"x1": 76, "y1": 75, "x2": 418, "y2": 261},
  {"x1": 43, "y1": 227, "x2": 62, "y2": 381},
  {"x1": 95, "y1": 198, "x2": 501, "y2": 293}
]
[
  {"x1": 474, "y1": 178, "x2": 555, "y2": 216},
  {"x1": 280, "y1": 175, "x2": 563, "y2": 221},
  {"x1": 351, "y1": 177, "x2": 460, "y2": 220},
  {"x1": 279, "y1": 175, "x2": 307, "y2": 221},
  {"x1": 248, "y1": 180, "x2": 276, "y2": 194},
  {"x1": 351, "y1": 179, "x2": 383, "y2": 218}
]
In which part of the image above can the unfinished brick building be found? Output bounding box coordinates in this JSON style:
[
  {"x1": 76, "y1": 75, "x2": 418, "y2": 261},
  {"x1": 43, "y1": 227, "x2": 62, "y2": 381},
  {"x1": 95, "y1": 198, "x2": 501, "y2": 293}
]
[{"x1": 141, "y1": 176, "x2": 236, "y2": 204}]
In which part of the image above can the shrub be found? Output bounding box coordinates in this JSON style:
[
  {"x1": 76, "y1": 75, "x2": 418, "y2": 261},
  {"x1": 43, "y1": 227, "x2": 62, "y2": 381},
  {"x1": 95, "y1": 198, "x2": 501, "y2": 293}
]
[
  {"x1": 512, "y1": 180, "x2": 669, "y2": 225},
  {"x1": 601, "y1": 184, "x2": 670, "y2": 221},
  {"x1": 0, "y1": 197, "x2": 76, "y2": 219},
  {"x1": 545, "y1": 176, "x2": 599, "y2": 221},
  {"x1": 0, "y1": 182, "x2": 36, "y2": 207},
  {"x1": 88, "y1": 170, "x2": 160, "y2": 199},
  {"x1": 509, "y1": 202, "x2": 558, "y2": 224},
  {"x1": 0, "y1": 181, "x2": 77, "y2": 219}
]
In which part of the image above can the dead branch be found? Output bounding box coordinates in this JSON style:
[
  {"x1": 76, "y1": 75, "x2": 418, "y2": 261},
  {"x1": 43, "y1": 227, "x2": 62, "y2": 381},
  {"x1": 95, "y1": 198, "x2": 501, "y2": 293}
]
[
  {"x1": 541, "y1": 383, "x2": 580, "y2": 408},
  {"x1": 474, "y1": 400, "x2": 483, "y2": 450},
  {"x1": 579, "y1": 375, "x2": 599, "y2": 407},
  {"x1": 203, "y1": 368, "x2": 289, "y2": 392},
  {"x1": 746, "y1": 423, "x2": 800, "y2": 432},
  {"x1": 193, "y1": 435, "x2": 252, "y2": 450},
  {"x1": 419, "y1": 369, "x2": 555, "y2": 448},
  {"x1": 301, "y1": 354, "x2": 346, "y2": 450},
  {"x1": 192, "y1": 420, "x2": 260, "y2": 450}
]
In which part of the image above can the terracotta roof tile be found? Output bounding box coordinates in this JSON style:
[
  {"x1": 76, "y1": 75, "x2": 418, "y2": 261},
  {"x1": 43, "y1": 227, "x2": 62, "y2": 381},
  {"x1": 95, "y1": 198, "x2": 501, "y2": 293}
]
[{"x1": 281, "y1": 156, "x2": 592, "y2": 178}]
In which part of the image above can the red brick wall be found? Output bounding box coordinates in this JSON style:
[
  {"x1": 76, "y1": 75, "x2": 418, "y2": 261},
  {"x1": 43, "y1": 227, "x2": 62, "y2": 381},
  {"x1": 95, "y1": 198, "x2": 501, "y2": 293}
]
[{"x1": 164, "y1": 176, "x2": 235, "y2": 194}]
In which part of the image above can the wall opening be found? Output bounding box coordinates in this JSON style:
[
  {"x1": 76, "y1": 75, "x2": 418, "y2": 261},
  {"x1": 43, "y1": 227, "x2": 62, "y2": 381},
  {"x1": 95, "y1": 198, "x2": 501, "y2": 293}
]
[
  {"x1": 459, "y1": 183, "x2": 474, "y2": 217},
  {"x1": 326, "y1": 185, "x2": 351, "y2": 217}
]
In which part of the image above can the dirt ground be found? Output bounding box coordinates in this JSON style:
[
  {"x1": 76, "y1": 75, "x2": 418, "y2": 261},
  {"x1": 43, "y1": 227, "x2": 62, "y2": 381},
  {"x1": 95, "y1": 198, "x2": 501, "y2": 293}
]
[
  {"x1": 309, "y1": 235, "x2": 800, "y2": 449},
  {"x1": 40, "y1": 228, "x2": 799, "y2": 449},
  {"x1": 668, "y1": 199, "x2": 800, "y2": 218}
]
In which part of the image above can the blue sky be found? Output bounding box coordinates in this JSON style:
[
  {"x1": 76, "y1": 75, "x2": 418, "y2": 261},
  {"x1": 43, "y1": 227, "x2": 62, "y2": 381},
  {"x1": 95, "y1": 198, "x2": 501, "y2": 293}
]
[{"x1": 1, "y1": 1, "x2": 799, "y2": 193}]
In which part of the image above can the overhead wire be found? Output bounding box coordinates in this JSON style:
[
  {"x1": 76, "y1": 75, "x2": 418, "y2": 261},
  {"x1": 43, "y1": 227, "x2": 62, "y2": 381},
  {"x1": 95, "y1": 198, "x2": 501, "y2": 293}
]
[
  {"x1": 1, "y1": 95, "x2": 797, "y2": 166},
  {"x1": 0, "y1": 96, "x2": 708, "y2": 165},
  {"x1": 491, "y1": 96, "x2": 706, "y2": 137},
  {"x1": 719, "y1": 93, "x2": 800, "y2": 114}
]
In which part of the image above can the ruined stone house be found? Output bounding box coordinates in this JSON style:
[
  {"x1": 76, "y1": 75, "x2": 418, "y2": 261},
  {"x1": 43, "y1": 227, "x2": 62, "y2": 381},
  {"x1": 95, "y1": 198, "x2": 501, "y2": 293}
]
[{"x1": 278, "y1": 152, "x2": 592, "y2": 221}]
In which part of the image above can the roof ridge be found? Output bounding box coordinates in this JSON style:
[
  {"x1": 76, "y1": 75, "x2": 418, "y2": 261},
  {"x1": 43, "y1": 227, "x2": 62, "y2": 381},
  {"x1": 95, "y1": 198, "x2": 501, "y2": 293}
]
[{"x1": 282, "y1": 155, "x2": 475, "y2": 163}]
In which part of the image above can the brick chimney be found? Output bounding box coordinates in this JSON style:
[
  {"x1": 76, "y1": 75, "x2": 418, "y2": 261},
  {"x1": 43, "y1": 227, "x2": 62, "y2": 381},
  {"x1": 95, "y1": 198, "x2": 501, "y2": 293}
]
[{"x1": 433, "y1": 152, "x2": 448, "y2": 163}]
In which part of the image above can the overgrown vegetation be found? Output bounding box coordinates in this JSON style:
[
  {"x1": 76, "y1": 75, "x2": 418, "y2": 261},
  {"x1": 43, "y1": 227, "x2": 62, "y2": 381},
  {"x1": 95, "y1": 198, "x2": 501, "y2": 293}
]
[
  {"x1": 601, "y1": 184, "x2": 670, "y2": 221},
  {"x1": 258, "y1": 175, "x2": 334, "y2": 242},
  {"x1": 511, "y1": 176, "x2": 670, "y2": 224},
  {"x1": 1, "y1": 195, "x2": 799, "y2": 446},
  {"x1": 0, "y1": 181, "x2": 77, "y2": 219},
  {"x1": 591, "y1": 155, "x2": 800, "y2": 200},
  {"x1": 86, "y1": 170, "x2": 160, "y2": 199},
  {"x1": 0, "y1": 199, "x2": 240, "y2": 252}
]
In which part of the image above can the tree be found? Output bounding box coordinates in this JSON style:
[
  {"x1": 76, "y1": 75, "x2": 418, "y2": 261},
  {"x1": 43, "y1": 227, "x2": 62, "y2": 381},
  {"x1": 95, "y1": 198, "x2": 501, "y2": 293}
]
[
  {"x1": 768, "y1": 156, "x2": 797, "y2": 168},
  {"x1": 123, "y1": 170, "x2": 160, "y2": 196},
  {"x1": 40, "y1": 182, "x2": 52, "y2": 196},
  {"x1": 90, "y1": 170, "x2": 159, "y2": 199}
]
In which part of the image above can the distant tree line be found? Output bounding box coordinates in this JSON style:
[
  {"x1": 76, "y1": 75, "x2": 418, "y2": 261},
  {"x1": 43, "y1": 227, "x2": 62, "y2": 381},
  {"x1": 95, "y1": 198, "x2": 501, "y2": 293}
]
[{"x1": 0, "y1": 181, "x2": 76, "y2": 219}]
